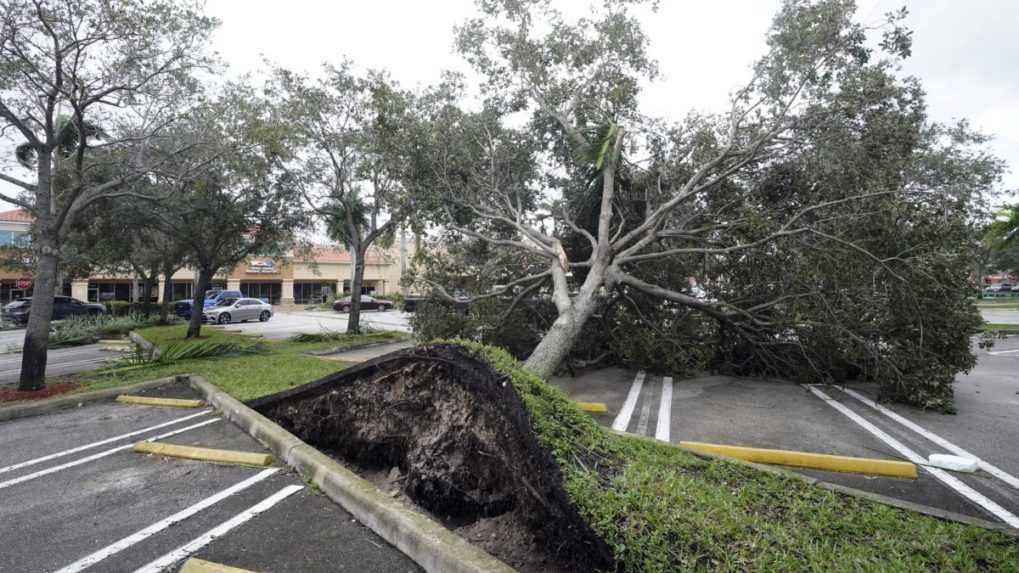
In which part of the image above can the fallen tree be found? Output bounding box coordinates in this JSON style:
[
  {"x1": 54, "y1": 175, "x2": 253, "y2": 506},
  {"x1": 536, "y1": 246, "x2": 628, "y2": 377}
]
[
  {"x1": 406, "y1": 0, "x2": 1001, "y2": 410},
  {"x1": 253, "y1": 342, "x2": 1019, "y2": 571}
]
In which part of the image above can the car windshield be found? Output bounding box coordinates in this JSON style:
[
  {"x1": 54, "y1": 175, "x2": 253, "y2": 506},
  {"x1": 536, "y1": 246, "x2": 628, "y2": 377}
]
[{"x1": 216, "y1": 298, "x2": 238, "y2": 307}]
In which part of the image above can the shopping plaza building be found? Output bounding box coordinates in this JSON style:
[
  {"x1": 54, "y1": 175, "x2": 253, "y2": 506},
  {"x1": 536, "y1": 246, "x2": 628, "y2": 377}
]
[{"x1": 0, "y1": 209, "x2": 408, "y2": 306}]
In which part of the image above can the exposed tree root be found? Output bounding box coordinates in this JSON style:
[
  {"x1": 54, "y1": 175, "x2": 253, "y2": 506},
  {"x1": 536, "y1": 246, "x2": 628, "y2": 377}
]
[{"x1": 252, "y1": 343, "x2": 615, "y2": 572}]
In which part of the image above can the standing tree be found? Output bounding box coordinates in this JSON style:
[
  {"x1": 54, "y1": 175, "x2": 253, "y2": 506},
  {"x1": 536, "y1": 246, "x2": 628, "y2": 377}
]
[
  {"x1": 150, "y1": 90, "x2": 310, "y2": 339},
  {"x1": 410, "y1": 0, "x2": 999, "y2": 408},
  {"x1": 268, "y1": 65, "x2": 410, "y2": 333},
  {"x1": 66, "y1": 193, "x2": 189, "y2": 319},
  {"x1": 0, "y1": 0, "x2": 216, "y2": 390}
]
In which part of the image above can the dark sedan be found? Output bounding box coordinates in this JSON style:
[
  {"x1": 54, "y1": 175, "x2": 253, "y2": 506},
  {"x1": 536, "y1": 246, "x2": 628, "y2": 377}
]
[
  {"x1": 332, "y1": 295, "x2": 394, "y2": 312},
  {"x1": 2, "y1": 296, "x2": 107, "y2": 325}
]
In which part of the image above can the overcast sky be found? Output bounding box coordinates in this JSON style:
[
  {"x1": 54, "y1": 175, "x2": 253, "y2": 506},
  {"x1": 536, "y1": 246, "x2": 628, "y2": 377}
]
[{"x1": 205, "y1": 0, "x2": 1019, "y2": 195}]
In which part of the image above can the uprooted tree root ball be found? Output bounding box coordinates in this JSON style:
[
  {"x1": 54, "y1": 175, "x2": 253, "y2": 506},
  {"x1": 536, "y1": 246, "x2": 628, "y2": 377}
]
[
  {"x1": 253, "y1": 342, "x2": 1019, "y2": 572},
  {"x1": 252, "y1": 343, "x2": 615, "y2": 572}
]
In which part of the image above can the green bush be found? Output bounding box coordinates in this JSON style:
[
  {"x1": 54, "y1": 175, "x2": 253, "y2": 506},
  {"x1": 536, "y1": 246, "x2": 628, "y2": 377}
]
[
  {"x1": 104, "y1": 300, "x2": 131, "y2": 316},
  {"x1": 50, "y1": 313, "x2": 173, "y2": 347}
]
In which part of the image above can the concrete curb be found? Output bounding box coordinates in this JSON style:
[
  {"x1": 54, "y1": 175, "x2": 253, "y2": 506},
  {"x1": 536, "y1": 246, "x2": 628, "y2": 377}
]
[
  {"x1": 0, "y1": 376, "x2": 178, "y2": 422},
  {"x1": 187, "y1": 374, "x2": 516, "y2": 573},
  {"x1": 616, "y1": 430, "x2": 1019, "y2": 537}
]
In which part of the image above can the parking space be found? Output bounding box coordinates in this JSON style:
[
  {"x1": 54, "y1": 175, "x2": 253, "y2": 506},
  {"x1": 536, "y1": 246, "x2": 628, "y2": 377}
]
[
  {"x1": 551, "y1": 338, "x2": 1019, "y2": 528},
  {"x1": 0, "y1": 380, "x2": 420, "y2": 572}
]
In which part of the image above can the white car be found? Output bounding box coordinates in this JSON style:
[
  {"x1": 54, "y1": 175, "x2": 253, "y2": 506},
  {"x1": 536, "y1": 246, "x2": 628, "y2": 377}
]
[{"x1": 202, "y1": 297, "x2": 273, "y2": 324}]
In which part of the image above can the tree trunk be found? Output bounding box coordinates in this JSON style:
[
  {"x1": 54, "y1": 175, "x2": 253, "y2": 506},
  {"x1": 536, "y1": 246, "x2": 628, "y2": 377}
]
[
  {"x1": 160, "y1": 266, "x2": 175, "y2": 324},
  {"x1": 523, "y1": 295, "x2": 601, "y2": 380},
  {"x1": 186, "y1": 268, "x2": 212, "y2": 338},
  {"x1": 347, "y1": 244, "x2": 366, "y2": 334},
  {"x1": 140, "y1": 276, "x2": 153, "y2": 315},
  {"x1": 19, "y1": 248, "x2": 59, "y2": 391}
]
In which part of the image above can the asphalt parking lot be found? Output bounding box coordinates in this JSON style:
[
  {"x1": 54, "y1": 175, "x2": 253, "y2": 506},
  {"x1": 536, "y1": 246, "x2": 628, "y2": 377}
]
[
  {"x1": 552, "y1": 335, "x2": 1019, "y2": 529},
  {"x1": 0, "y1": 381, "x2": 420, "y2": 573},
  {"x1": 981, "y1": 307, "x2": 1019, "y2": 324},
  {"x1": 208, "y1": 309, "x2": 411, "y2": 340},
  {"x1": 0, "y1": 344, "x2": 115, "y2": 385}
]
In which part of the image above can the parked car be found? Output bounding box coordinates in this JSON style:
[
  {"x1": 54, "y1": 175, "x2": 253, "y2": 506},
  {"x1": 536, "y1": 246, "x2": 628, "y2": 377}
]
[
  {"x1": 174, "y1": 289, "x2": 243, "y2": 319},
  {"x1": 2, "y1": 296, "x2": 107, "y2": 325},
  {"x1": 202, "y1": 297, "x2": 273, "y2": 324},
  {"x1": 332, "y1": 295, "x2": 393, "y2": 312}
]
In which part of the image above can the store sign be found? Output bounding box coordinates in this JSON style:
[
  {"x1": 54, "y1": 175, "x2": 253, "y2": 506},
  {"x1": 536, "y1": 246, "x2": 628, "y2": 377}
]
[
  {"x1": 15, "y1": 278, "x2": 31, "y2": 290},
  {"x1": 247, "y1": 260, "x2": 277, "y2": 274}
]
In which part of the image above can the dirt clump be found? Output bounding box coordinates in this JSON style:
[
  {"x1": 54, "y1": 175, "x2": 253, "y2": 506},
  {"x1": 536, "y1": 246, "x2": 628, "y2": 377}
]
[{"x1": 253, "y1": 343, "x2": 614, "y2": 573}]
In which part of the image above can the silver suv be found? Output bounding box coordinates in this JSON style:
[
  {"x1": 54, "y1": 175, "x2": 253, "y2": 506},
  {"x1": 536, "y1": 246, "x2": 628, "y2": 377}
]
[{"x1": 202, "y1": 297, "x2": 273, "y2": 324}]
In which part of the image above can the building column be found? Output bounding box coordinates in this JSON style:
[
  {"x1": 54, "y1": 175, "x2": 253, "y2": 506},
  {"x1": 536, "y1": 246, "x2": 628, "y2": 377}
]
[
  {"x1": 282, "y1": 279, "x2": 294, "y2": 305},
  {"x1": 227, "y1": 278, "x2": 241, "y2": 291},
  {"x1": 71, "y1": 279, "x2": 88, "y2": 302},
  {"x1": 335, "y1": 280, "x2": 344, "y2": 298},
  {"x1": 130, "y1": 280, "x2": 140, "y2": 302},
  {"x1": 157, "y1": 278, "x2": 166, "y2": 303}
]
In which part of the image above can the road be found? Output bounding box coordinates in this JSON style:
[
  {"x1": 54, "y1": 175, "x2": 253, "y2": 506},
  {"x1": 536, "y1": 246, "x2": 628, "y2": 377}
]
[
  {"x1": 552, "y1": 335, "x2": 1019, "y2": 529},
  {"x1": 0, "y1": 344, "x2": 115, "y2": 385},
  {"x1": 981, "y1": 308, "x2": 1019, "y2": 324},
  {"x1": 212, "y1": 309, "x2": 410, "y2": 340},
  {"x1": 0, "y1": 380, "x2": 420, "y2": 572}
]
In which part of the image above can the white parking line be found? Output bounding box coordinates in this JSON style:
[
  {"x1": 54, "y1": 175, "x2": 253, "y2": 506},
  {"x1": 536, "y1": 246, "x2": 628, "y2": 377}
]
[
  {"x1": 0, "y1": 418, "x2": 220, "y2": 490},
  {"x1": 656, "y1": 376, "x2": 673, "y2": 442},
  {"x1": 838, "y1": 386, "x2": 1019, "y2": 493},
  {"x1": 54, "y1": 468, "x2": 280, "y2": 573},
  {"x1": 612, "y1": 371, "x2": 645, "y2": 432},
  {"x1": 988, "y1": 349, "x2": 1019, "y2": 355},
  {"x1": 133, "y1": 484, "x2": 304, "y2": 573},
  {"x1": 635, "y1": 376, "x2": 655, "y2": 437},
  {"x1": 807, "y1": 385, "x2": 1019, "y2": 528},
  {"x1": 0, "y1": 410, "x2": 212, "y2": 476}
]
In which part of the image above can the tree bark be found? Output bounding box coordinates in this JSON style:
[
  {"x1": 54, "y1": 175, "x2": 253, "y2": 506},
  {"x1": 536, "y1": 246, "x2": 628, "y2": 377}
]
[
  {"x1": 140, "y1": 276, "x2": 153, "y2": 314},
  {"x1": 18, "y1": 247, "x2": 59, "y2": 391},
  {"x1": 18, "y1": 149, "x2": 56, "y2": 392},
  {"x1": 523, "y1": 297, "x2": 601, "y2": 380},
  {"x1": 186, "y1": 268, "x2": 212, "y2": 338},
  {"x1": 347, "y1": 243, "x2": 366, "y2": 334},
  {"x1": 160, "y1": 264, "x2": 177, "y2": 324}
]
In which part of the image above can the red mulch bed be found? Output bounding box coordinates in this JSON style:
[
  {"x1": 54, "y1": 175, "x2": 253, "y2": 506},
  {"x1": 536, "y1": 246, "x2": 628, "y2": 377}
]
[{"x1": 0, "y1": 382, "x2": 82, "y2": 402}]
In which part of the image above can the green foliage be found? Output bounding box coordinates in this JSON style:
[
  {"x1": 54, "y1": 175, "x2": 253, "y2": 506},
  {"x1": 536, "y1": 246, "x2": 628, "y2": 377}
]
[
  {"x1": 455, "y1": 341, "x2": 1019, "y2": 572},
  {"x1": 50, "y1": 313, "x2": 165, "y2": 347},
  {"x1": 104, "y1": 301, "x2": 131, "y2": 316},
  {"x1": 606, "y1": 301, "x2": 718, "y2": 376}
]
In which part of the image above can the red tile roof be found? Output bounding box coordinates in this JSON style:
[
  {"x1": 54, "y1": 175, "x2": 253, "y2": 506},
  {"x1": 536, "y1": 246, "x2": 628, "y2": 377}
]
[{"x1": 0, "y1": 209, "x2": 33, "y2": 223}]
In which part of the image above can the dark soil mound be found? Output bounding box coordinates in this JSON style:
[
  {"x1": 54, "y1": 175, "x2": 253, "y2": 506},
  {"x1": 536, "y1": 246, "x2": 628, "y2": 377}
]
[{"x1": 251, "y1": 343, "x2": 614, "y2": 572}]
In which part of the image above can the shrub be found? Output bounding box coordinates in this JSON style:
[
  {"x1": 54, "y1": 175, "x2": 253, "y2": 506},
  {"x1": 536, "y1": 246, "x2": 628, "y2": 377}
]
[
  {"x1": 50, "y1": 313, "x2": 173, "y2": 347},
  {"x1": 104, "y1": 300, "x2": 131, "y2": 316}
]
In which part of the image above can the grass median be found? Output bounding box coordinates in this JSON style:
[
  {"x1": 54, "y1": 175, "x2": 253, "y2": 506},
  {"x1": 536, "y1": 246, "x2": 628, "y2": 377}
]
[
  {"x1": 50, "y1": 325, "x2": 407, "y2": 401},
  {"x1": 460, "y1": 341, "x2": 1019, "y2": 572}
]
